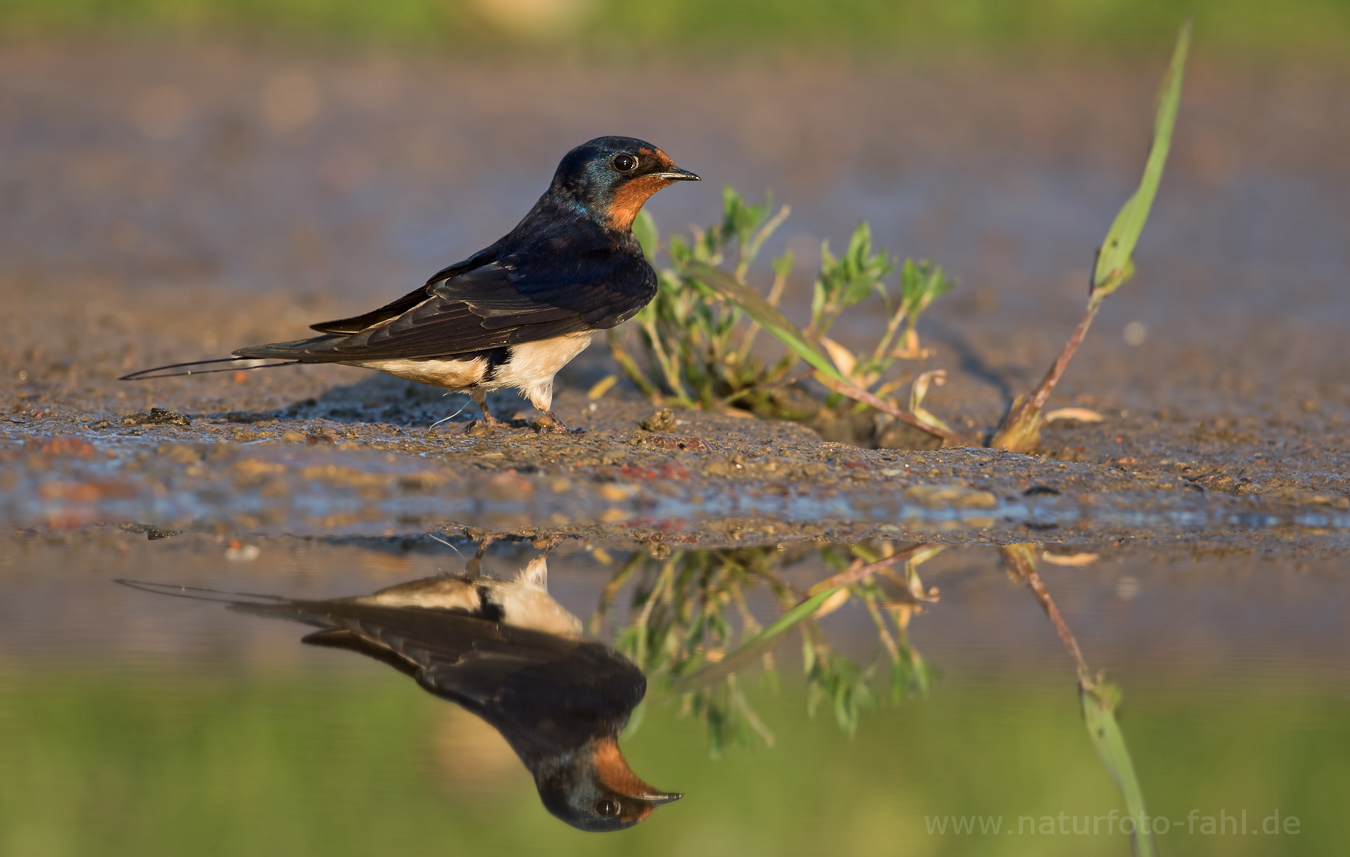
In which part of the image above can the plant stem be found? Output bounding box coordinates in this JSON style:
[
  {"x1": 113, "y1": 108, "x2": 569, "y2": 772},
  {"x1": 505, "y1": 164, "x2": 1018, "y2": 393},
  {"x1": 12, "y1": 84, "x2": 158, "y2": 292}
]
[
  {"x1": 643, "y1": 316, "x2": 692, "y2": 404},
  {"x1": 815, "y1": 373, "x2": 972, "y2": 447},
  {"x1": 607, "y1": 334, "x2": 662, "y2": 401},
  {"x1": 989, "y1": 289, "x2": 1105, "y2": 453},
  {"x1": 1000, "y1": 543, "x2": 1093, "y2": 687},
  {"x1": 806, "y1": 544, "x2": 929, "y2": 596},
  {"x1": 735, "y1": 265, "x2": 789, "y2": 364}
]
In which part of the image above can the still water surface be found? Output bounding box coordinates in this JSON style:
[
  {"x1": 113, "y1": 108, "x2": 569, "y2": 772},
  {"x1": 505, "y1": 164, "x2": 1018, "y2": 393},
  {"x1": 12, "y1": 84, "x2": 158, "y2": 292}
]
[{"x1": 2, "y1": 529, "x2": 1347, "y2": 856}]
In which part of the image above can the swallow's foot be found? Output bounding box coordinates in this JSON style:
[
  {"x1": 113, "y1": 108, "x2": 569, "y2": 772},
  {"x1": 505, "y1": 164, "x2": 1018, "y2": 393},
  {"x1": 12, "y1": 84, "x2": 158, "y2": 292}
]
[
  {"x1": 537, "y1": 411, "x2": 582, "y2": 435},
  {"x1": 533, "y1": 535, "x2": 564, "y2": 553},
  {"x1": 469, "y1": 391, "x2": 505, "y2": 428},
  {"x1": 465, "y1": 537, "x2": 492, "y2": 578}
]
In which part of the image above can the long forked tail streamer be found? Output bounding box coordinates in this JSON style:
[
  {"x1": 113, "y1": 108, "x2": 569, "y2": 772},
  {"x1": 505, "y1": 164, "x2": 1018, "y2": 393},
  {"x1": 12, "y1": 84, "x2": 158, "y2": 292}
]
[{"x1": 119, "y1": 357, "x2": 302, "y2": 381}]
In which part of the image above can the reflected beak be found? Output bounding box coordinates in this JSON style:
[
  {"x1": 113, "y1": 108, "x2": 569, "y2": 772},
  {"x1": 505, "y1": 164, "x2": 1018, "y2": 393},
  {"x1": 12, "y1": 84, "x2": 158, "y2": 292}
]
[
  {"x1": 654, "y1": 167, "x2": 700, "y2": 182},
  {"x1": 635, "y1": 791, "x2": 684, "y2": 806}
]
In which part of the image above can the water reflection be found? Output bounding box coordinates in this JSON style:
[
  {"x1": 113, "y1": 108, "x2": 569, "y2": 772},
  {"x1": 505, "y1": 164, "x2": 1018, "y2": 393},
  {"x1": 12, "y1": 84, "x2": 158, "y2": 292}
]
[
  {"x1": 597, "y1": 540, "x2": 1156, "y2": 851},
  {"x1": 120, "y1": 553, "x2": 681, "y2": 833},
  {"x1": 108, "y1": 532, "x2": 1334, "y2": 852},
  {"x1": 118, "y1": 538, "x2": 1132, "y2": 823}
]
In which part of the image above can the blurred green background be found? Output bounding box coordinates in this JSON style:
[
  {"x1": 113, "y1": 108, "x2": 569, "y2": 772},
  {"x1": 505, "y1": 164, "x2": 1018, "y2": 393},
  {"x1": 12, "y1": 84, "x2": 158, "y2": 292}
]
[
  {"x1": 2, "y1": 669, "x2": 1345, "y2": 856},
  {"x1": 1, "y1": 0, "x2": 1348, "y2": 58}
]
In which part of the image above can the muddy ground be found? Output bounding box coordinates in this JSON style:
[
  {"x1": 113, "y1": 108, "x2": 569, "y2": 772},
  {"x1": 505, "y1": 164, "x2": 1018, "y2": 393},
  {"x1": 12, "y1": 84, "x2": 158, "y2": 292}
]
[{"x1": 2, "y1": 41, "x2": 1348, "y2": 554}]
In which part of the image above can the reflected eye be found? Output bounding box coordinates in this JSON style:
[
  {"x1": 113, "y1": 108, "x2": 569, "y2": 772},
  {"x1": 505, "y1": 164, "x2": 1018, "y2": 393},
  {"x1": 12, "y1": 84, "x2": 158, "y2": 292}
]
[
  {"x1": 612, "y1": 154, "x2": 637, "y2": 172},
  {"x1": 595, "y1": 799, "x2": 621, "y2": 817}
]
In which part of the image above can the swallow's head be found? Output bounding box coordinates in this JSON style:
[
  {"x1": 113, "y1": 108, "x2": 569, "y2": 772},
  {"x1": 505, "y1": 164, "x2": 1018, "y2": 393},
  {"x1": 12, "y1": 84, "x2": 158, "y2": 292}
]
[
  {"x1": 534, "y1": 735, "x2": 682, "y2": 832},
  {"x1": 552, "y1": 135, "x2": 700, "y2": 233}
]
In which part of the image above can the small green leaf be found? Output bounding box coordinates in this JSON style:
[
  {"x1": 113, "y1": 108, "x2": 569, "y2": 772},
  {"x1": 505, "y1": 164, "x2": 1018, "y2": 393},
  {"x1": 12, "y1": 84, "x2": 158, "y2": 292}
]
[
  {"x1": 621, "y1": 700, "x2": 647, "y2": 740},
  {"x1": 901, "y1": 259, "x2": 954, "y2": 318}
]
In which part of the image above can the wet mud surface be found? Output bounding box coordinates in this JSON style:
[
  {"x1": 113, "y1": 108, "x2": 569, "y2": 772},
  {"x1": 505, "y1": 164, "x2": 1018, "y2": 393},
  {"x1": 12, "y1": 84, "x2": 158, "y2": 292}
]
[{"x1": 2, "y1": 42, "x2": 1348, "y2": 553}]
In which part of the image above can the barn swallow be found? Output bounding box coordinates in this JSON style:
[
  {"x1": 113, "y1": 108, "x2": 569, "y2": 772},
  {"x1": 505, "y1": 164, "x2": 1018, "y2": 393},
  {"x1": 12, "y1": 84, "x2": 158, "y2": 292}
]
[
  {"x1": 117, "y1": 553, "x2": 681, "y2": 832},
  {"x1": 121, "y1": 136, "x2": 699, "y2": 433}
]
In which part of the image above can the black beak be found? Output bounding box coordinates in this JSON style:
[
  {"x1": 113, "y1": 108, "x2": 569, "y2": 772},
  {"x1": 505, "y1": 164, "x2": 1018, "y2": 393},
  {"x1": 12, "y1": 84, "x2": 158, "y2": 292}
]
[{"x1": 655, "y1": 167, "x2": 700, "y2": 182}]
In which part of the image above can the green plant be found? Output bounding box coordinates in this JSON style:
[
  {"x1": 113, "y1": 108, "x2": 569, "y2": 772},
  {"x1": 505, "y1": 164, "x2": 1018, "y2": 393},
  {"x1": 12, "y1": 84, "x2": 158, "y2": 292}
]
[
  {"x1": 611, "y1": 188, "x2": 960, "y2": 443},
  {"x1": 595, "y1": 546, "x2": 801, "y2": 754},
  {"x1": 617, "y1": 23, "x2": 1190, "y2": 453},
  {"x1": 613, "y1": 188, "x2": 795, "y2": 413}
]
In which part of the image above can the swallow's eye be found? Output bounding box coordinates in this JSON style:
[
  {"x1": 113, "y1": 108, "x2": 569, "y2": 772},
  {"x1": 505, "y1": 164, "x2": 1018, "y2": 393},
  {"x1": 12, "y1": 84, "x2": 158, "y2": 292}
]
[
  {"x1": 612, "y1": 154, "x2": 637, "y2": 173},
  {"x1": 595, "y1": 799, "x2": 621, "y2": 817}
]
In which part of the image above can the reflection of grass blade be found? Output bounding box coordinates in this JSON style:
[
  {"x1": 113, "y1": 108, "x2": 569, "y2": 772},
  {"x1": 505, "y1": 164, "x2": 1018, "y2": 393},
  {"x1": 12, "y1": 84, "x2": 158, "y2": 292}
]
[
  {"x1": 1093, "y1": 20, "x2": 1191, "y2": 296},
  {"x1": 1001, "y1": 543, "x2": 1154, "y2": 857},
  {"x1": 1081, "y1": 685, "x2": 1156, "y2": 857},
  {"x1": 669, "y1": 583, "x2": 846, "y2": 695}
]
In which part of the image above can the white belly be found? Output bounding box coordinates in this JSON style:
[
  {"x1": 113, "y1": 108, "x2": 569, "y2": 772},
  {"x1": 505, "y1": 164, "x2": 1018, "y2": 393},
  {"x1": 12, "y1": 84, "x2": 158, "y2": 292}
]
[
  {"x1": 484, "y1": 333, "x2": 594, "y2": 411},
  {"x1": 351, "y1": 332, "x2": 594, "y2": 413},
  {"x1": 351, "y1": 355, "x2": 488, "y2": 389}
]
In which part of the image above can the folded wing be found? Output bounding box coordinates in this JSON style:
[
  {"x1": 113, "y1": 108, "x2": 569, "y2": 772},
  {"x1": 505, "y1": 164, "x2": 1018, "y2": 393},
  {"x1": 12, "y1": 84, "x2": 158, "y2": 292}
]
[{"x1": 238, "y1": 251, "x2": 654, "y2": 362}]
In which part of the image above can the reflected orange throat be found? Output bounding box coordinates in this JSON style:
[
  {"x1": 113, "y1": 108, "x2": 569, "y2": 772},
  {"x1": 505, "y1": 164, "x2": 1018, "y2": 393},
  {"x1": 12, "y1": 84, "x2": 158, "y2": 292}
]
[{"x1": 591, "y1": 737, "x2": 658, "y2": 797}]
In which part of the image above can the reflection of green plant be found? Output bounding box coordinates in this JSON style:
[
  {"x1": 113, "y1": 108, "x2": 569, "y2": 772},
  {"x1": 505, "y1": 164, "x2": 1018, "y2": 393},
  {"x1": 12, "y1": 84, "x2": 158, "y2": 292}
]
[
  {"x1": 596, "y1": 542, "x2": 941, "y2": 752},
  {"x1": 594, "y1": 546, "x2": 800, "y2": 754},
  {"x1": 803, "y1": 544, "x2": 941, "y2": 732},
  {"x1": 611, "y1": 188, "x2": 957, "y2": 440}
]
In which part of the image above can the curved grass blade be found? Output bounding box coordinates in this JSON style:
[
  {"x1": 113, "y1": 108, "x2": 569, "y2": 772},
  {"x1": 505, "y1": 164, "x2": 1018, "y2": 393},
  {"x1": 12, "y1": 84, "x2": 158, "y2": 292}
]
[
  {"x1": 684, "y1": 261, "x2": 844, "y2": 382},
  {"x1": 993, "y1": 21, "x2": 1191, "y2": 453},
  {"x1": 1093, "y1": 20, "x2": 1191, "y2": 295}
]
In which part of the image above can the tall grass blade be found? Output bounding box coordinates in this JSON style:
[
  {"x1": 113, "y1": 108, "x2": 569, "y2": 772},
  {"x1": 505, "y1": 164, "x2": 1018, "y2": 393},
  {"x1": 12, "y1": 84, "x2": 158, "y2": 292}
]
[
  {"x1": 1093, "y1": 20, "x2": 1190, "y2": 295},
  {"x1": 991, "y1": 21, "x2": 1191, "y2": 452}
]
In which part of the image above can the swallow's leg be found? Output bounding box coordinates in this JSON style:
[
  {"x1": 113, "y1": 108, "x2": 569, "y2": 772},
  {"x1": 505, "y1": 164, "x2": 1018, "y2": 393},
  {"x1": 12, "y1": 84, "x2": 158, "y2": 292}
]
[{"x1": 469, "y1": 389, "x2": 503, "y2": 427}]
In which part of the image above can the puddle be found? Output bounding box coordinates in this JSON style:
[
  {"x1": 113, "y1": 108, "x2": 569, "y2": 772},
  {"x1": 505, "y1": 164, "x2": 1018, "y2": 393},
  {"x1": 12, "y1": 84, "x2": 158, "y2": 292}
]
[{"x1": 3, "y1": 529, "x2": 1349, "y2": 854}]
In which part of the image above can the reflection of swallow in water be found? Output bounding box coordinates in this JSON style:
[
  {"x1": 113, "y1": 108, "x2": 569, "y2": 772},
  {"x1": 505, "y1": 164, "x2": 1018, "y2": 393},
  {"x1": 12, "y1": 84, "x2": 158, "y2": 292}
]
[
  {"x1": 119, "y1": 555, "x2": 681, "y2": 832},
  {"x1": 119, "y1": 136, "x2": 699, "y2": 433}
]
